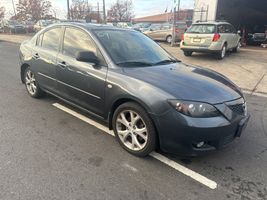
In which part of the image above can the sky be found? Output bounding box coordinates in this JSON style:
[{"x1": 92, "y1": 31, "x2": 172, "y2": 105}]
[{"x1": 1, "y1": 0, "x2": 195, "y2": 19}]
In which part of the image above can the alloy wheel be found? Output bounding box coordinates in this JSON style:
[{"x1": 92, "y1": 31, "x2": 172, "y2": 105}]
[
  {"x1": 221, "y1": 46, "x2": 226, "y2": 58},
  {"x1": 167, "y1": 36, "x2": 172, "y2": 43},
  {"x1": 116, "y1": 110, "x2": 148, "y2": 151},
  {"x1": 25, "y1": 70, "x2": 37, "y2": 95}
]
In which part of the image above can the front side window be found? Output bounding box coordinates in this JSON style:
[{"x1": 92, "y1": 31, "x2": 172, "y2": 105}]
[
  {"x1": 63, "y1": 27, "x2": 107, "y2": 66},
  {"x1": 63, "y1": 27, "x2": 96, "y2": 58},
  {"x1": 42, "y1": 27, "x2": 61, "y2": 51}
]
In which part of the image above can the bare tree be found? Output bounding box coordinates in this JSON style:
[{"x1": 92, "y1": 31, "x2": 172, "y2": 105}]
[
  {"x1": 15, "y1": 0, "x2": 52, "y2": 22},
  {"x1": 70, "y1": 0, "x2": 91, "y2": 20},
  {"x1": 0, "y1": 6, "x2": 5, "y2": 19},
  {"x1": 107, "y1": 0, "x2": 134, "y2": 22}
]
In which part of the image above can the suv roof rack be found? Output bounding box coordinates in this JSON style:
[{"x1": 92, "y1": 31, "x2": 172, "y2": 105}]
[{"x1": 195, "y1": 20, "x2": 228, "y2": 23}]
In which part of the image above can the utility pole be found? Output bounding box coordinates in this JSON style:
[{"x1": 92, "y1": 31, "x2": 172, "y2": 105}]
[
  {"x1": 171, "y1": 0, "x2": 181, "y2": 46},
  {"x1": 67, "y1": 0, "x2": 70, "y2": 20},
  {"x1": 97, "y1": 2, "x2": 100, "y2": 23},
  {"x1": 103, "y1": 0, "x2": 106, "y2": 24},
  {"x1": 11, "y1": 0, "x2": 16, "y2": 17}
]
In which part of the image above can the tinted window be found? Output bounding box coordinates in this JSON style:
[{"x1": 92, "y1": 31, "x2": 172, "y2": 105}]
[
  {"x1": 187, "y1": 24, "x2": 215, "y2": 34},
  {"x1": 42, "y1": 28, "x2": 61, "y2": 51},
  {"x1": 150, "y1": 24, "x2": 161, "y2": 31},
  {"x1": 93, "y1": 30, "x2": 175, "y2": 67},
  {"x1": 218, "y1": 25, "x2": 226, "y2": 33},
  {"x1": 225, "y1": 25, "x2": 232, "y2": 33},
  {"x1": 162, "y1": 24, "x2": 171, "y2": 30},
  {"x1": 63, "y1": 27, "x2": 96, "y2": 58}
]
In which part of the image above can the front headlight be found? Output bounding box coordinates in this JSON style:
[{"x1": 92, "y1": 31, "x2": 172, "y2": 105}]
[{"x1": 168, "y1": 100, "x2": 220, "y2": 118}]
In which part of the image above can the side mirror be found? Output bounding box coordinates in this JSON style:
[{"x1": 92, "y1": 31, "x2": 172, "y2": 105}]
[{"x1": 76, "y1": 51, "x2": 99, "y2": 65}]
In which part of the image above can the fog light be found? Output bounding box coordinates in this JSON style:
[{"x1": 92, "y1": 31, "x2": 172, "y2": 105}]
[{"x1": 195, "y1": 141, "x2": 205, "y2": 148}]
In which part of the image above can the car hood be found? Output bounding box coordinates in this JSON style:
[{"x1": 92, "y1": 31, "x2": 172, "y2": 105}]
[{"x1": 122, "y1": 63, "x2": 243, "y2": 104}]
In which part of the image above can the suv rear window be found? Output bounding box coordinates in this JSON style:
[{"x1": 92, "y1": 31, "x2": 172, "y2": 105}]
[{"x1": 187, "y1": 24, "x2": 216, "y2": 34}]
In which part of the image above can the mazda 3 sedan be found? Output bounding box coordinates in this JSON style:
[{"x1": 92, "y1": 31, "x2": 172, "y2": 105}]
[{"x1": 19, "y1": 23, "x2": 250, "y2": 157}]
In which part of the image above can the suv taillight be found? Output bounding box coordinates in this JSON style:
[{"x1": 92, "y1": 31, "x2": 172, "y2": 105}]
[
  {"x1": 175, "y1": 28, "x2": 179, "y2": 33},
  {"x1": 213, "y1": 33, "x2": 220, "y2": 42}
]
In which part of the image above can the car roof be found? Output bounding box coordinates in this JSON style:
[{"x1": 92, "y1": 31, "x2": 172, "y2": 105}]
[
  {"x1": 192, "y1": 21, "x2": 231, "y2": 26},
  {"x1": 50, "y1": 22, "x2": 129, "y2": 31}
]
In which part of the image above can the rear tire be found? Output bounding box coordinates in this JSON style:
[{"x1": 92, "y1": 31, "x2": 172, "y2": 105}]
[
  {"x1": 24, "y1": 67, "x2": 44, "y2": 98},
  {"x1": 166, "y1": 35, "x2": 172, "y2": 43},
  {"x1": 184, "y1": 51, "x2": 193, "y2": 57},
  {"x1": 217, "y1": 44, "x2": 227, "y2": 60},
  {"x1": 112, "y1": 102, "x2": 157, "y2": 157}
]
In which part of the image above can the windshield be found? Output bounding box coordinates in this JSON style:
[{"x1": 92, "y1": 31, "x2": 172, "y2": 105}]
[
  {"x1": 187, "y1": 24, "x2": 216, "y2": 34},
  {"x1": 93, "y1": 29, "x2": 177, "y2": 67}
]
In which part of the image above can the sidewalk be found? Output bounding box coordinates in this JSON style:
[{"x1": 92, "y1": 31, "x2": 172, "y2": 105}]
[{"x1": 0, "y1": 33, "x2": 32, "y2": 43}]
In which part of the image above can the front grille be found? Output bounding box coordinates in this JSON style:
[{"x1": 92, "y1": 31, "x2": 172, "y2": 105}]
[{"x1": 228, "y1": 104, "x2": 245, "y2": 115}]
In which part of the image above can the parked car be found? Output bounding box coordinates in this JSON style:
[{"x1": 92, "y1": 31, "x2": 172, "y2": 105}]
[
  {"x1": 19, "y1": 23, "x2": 249, "y2": 157},
  {"x1": 247, "y1": 33, "x2": 266, "y2": 45},
  {"x1": 180, "y1": 21, "x2": 241, "y2": 59},
  {"x1": 34, "y1": 20, "x2": 53, "y2": 32},
  {"x1": 144, "y1": 22, "x2": 187, "y2": 43},
  {"x1": 131, "y1": 23, "x2": 151, "y2": 32},
  {"x1": 116, "y1": 22, "x2": 132, "y2": 29},
  {"x1": 2, "y1": 20, "x2": 26, "y2": 34},
  {"x1": 22, "y1": 21, "x2": 35, "y2": 33}
]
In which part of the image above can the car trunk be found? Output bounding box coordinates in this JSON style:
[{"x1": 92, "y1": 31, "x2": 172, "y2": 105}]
[{"x1": 184, "y1": 33, "x2": 214, "y2": 47}]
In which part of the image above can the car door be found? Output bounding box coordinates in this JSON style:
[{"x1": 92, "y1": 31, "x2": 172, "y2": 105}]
[
  {"x1": 229, "y1": 25, "x2": 240, "y2": 47},
  {"x1": 225, "y1": 24, "x2": 235, "y2": 48},
  {"x1": 146, "y1": 24, "x2": 161, "y2": 40},
  {"x1": 159, "y1": 24, "x2": 171, "y2": 40},
  {"x1": 32, "y1": 26, "x2": 62, "y2": 93},
  {"x1": 56, "y1": 26, "x2": 108, "y2": 116}
]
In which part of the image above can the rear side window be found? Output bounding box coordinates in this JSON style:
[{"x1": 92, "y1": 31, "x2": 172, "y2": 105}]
[
  {"x1": 187, "y1": 24, "x2": 215, "y2": 34},
  {"x1": 63, "y1": 27, "x2": 96, "y2": 58},
  {"x1": 42, "y1": 27, "x2": 61, "y2": 51},
  {"x1": 150, "y1": 24, "x2": 161, "y2": 31}
]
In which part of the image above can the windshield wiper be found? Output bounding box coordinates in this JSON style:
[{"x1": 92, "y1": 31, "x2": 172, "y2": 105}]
[
  {"x1": 154, "y1": 59, "x2": 180, "y2": 66},
  {"x1": 116, "y1": 61, "x2": 153, "y2": 67}
]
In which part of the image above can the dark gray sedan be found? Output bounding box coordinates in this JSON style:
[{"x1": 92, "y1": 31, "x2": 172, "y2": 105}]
[{"x1": 19, "y1": 23, "x2": 250, "y2": 157}]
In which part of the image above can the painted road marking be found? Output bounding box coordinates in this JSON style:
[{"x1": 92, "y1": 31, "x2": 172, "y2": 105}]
[{"x1": 53, "y1": 103, "x2": 218, "y2": 190}]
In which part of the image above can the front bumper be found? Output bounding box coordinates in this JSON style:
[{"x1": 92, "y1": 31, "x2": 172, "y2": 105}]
[{"x1": 152, "y1": 101, "x2": 250, "y2": 156}]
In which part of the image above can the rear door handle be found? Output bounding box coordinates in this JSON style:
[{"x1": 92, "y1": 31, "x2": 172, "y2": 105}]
[
  {"x1": 58, "y1": 61, "x2": 67, "y2": 69},
  {"x1": 33, "y1": 53, "x2": 39, "y2": 60}
]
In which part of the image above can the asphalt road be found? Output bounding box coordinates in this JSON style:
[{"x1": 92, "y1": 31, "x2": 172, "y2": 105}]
[{"x1": 0, "y1": 41, "x2": 266, "y2": 200}]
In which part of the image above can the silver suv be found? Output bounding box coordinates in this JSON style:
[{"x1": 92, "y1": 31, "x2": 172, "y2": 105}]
[{"x1": 180, "y1": 21, "x2": 241, "y2": 59}]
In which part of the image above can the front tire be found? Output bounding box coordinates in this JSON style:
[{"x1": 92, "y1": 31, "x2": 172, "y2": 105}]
[
  {"x1": 112, "y1": 102, "x2": 157, "y2": 157},
  {"x1": 24, "y1": 67, "x2": 44, "y2": 98}
]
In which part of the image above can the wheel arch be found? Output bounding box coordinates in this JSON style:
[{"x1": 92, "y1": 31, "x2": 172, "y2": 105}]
[
  {"x1": 108, "y1": 97, "x2": 160, "y2": 149},
  {"x1": 166, "y1": 34, "x2": 172, "y2": 42},
  {"x1": 108, "y1": 97, "x2": 150, "y2": 129},
  {"x1": 20, "y1": 63, "x2": 30, "y2": 83}
]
